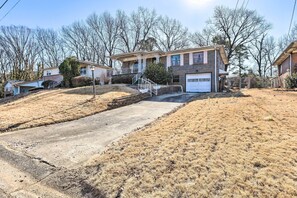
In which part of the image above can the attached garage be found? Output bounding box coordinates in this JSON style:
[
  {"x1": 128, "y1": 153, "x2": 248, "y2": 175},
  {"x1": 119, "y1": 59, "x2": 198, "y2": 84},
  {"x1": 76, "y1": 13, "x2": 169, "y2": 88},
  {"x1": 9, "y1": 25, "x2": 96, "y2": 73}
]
[{"x1": 186, "y1": 73, "x2": 211, "y2": 92}]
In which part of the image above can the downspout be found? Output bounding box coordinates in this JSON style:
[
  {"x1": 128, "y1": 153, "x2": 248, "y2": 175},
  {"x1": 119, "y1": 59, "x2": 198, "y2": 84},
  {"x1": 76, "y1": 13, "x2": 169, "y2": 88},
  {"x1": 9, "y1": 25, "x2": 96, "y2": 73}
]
[
  {"x1": 290, "y1": 53, "x2": 292, "y2": 76},
  {"x1": 215, "y1": 47, "x2": 218, "y2": 92}
]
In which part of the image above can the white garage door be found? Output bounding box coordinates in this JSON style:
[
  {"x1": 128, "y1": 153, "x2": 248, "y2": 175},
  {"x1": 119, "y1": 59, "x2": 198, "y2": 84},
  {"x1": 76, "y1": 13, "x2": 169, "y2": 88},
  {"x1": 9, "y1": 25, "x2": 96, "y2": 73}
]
[{"x1": 186, "y1": 73, "x2": 211, "y2": 92}]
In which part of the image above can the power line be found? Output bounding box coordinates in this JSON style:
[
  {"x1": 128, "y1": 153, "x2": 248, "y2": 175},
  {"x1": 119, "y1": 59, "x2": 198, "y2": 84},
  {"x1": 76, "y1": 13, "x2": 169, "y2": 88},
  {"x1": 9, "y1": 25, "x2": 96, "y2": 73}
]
[
  {"x1": 0, "y1": 0, "x2": 21, "y2": 23},
  {"x1": 288, "y1": 0, "x2": 297, "y2": 40},
  {"x1": 0, "y1": 0, "x2": 9, "y2": 10},
  {"x1": 235, "y1": 0, "x2": 239, "y2": 10}
]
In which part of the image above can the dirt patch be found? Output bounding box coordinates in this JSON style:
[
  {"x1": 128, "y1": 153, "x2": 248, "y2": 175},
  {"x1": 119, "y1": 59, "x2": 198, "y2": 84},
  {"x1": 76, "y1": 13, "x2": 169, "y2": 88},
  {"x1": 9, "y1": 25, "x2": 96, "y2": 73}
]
[
  {"x1": 82, "y1": 89, "x2": 297, "y2": 197},
  {"x1": 0, "y1": 85, "x2": 140, "y2": 132}
]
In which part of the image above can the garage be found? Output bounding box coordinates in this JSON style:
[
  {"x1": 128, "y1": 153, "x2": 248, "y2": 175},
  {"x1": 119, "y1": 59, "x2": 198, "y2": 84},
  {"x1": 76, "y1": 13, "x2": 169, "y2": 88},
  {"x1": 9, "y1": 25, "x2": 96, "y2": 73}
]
[{"x1": 186, "y1": 73, "x2": 211, "y2": 92}]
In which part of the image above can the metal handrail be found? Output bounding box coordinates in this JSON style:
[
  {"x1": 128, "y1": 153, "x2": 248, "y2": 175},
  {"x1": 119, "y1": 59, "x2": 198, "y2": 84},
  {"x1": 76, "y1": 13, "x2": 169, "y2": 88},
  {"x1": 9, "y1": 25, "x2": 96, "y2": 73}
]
[
  {"x1": 138, "y1": 78, "x2": 153, "y2": 96},
  {"x1": 139, "y1": 78, "x2": 159, "y2": 96},
  {"x1": 132, "y1": 73, "x2": 142, "y2": 85}
]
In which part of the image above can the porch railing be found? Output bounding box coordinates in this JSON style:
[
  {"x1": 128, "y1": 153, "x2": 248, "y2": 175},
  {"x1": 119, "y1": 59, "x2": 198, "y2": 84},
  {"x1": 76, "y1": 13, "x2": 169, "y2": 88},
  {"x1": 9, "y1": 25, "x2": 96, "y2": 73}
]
[
  {"x1": 138, "y1": 78, "x2": 159, "y2": 96},
  {"x1": 132, "y1": 73, "x2": 142, "y2": 85}
]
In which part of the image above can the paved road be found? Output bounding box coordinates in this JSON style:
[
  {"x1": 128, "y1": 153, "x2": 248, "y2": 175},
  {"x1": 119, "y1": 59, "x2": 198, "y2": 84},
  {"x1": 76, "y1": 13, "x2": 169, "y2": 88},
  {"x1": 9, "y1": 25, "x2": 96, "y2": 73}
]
[{"x1": 0, "y1": 93, "x2": 196, "y2": 197}]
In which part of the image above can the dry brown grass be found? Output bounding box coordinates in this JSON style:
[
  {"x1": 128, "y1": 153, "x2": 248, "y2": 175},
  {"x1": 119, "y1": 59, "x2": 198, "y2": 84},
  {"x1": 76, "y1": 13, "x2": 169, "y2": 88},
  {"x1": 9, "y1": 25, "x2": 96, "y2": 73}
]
[
  {"x1": 0, "y1": 85, "x2": 138, "y2": 132},
  {"x1": 86, "y1": 89, "x2": 297, "y2": 197}
]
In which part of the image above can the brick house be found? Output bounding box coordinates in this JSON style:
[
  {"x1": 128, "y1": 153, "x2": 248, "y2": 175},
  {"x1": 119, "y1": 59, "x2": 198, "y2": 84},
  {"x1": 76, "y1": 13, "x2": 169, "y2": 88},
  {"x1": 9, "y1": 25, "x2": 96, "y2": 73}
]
[
  {"x1": 273, "y1": 41, "x2": 297, "y2": 87},
  {"x1": 111, "y1": 46, "x2": 229, "y2": 92}
]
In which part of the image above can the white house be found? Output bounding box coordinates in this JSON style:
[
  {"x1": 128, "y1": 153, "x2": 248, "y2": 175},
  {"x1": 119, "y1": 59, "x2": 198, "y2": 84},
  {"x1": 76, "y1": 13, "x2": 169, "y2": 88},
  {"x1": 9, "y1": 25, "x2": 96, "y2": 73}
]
[
  {"x1": 4, "y1": 80, "x2": 43, "y2": 96},
  {"x1": 77, "y1": 60, "x2": 112, "y2": 84},
  {"x1": 43, "y1": 60, "x2": 112, "y2": 86}
]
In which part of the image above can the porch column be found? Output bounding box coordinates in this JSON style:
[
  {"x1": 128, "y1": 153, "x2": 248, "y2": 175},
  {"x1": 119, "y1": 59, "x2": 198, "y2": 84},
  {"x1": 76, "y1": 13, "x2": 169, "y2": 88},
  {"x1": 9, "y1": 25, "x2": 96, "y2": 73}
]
[
  {"x1": 137, "y1": 55, "x2": 142, "y2": 73},
  {"x1": 189, "y1": 52, "x2": 193, "y2": 65},
  {"x1": 143, "y1": 57, "x2": 147, "y2": 73},
  {"x1": 155, "y1": 54, "x2": 160, "y2": 63},
  {"x1": 180, "y1": 54, "x2": 184, "y2": 66},
  {"x1": 166, "y1": 55, "x2": 171, "y2": 71}
]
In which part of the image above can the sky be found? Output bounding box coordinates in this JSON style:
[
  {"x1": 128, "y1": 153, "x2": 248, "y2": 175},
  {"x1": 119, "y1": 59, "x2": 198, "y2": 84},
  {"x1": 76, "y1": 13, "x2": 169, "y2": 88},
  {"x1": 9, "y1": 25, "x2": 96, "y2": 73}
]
[{"x1": 0, "y1": 0, "x2": 296, "y2": 39}]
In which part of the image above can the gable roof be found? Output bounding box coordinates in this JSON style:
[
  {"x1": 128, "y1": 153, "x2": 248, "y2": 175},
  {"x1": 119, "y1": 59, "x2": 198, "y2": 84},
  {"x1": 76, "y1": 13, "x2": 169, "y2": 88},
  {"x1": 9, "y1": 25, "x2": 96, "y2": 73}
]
[
  {"x1": 4, "y1": 80, "x2": 24, "y2": 87},
  {"x1": 43, "y1": 67, "x2": 59, "y2": 71},
  {"x1": 273, "y1": 41, "x2": 297, "y2": 66},
  {"x1": 77, "y1": 60, "x2": 112, "y2": 70}
]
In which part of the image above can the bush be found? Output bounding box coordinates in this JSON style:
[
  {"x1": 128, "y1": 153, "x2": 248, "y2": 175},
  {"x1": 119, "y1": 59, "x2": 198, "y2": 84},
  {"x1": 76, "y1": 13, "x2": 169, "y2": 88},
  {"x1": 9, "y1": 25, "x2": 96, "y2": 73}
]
[
  {"x1": 112, "y1": 74, "x2": 134, "y2": 84},
  {"x1": 71, "y1": 76, "x2": 92, "y2": 87},
  {"x1": 144, "y1": 63, "x2": 171, "y2": 84},
  {"x1": 0, "y1": 83, "x2": 3, "y2": 98},
  {"x1": 59, "y1": 57, "x2": 80, "y2": 87},
  {"x1": 285, "y1": 73, "x2": 297, "y2": 89},
  {"x1": 42, "y1": 80, "x2": 56, "y2": 89}
]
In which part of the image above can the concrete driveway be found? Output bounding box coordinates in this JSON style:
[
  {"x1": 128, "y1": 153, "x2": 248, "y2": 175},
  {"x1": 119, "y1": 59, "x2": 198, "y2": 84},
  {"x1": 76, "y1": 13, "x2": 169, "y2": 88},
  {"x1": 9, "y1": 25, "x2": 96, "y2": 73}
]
[{"x1": 0, "y1": 93, "x2": 197, "y2": 197}]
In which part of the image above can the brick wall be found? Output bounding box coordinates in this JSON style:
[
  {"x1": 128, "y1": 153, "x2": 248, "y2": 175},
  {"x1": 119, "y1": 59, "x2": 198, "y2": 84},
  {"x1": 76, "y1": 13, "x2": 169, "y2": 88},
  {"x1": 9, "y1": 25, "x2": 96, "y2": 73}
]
[
  {"x1": 44, "y1": 74, "x2": 63, "y2": 84},
  {"x1": 279, "y1": 52, "x2": 297, "y2": 75},
  {"x1": 184, "y1": 53, "x2": 189, "y2": 65},
  {"x1": 170, "y1": 50, "x2": 219, "y2": 92}
]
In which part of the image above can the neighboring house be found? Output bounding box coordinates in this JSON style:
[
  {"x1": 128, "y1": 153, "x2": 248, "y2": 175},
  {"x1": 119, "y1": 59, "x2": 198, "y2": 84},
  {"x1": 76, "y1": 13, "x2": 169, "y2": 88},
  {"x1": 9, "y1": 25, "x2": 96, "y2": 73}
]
[
  {"x1": 111, "y1": 45, "x2": 229, "y2": 92},
  {"x1": 273, "y1": 41, "x2": 297, "y2": 87},
  {"x1": 4, "y1": 80, "x2": 24, "y2": 96},
  {"x1": 77, "y1": 60, "x2": 112, "y2": 84},
  {"x1": 43, "y1": 60, "x2": 112, "y2": 86},
  {"x1": 4, "y1": 80, "x2": 43, "y2": 96},
  {"x1": 43, "y1": 67, "x2": 63, "y2": 87}
]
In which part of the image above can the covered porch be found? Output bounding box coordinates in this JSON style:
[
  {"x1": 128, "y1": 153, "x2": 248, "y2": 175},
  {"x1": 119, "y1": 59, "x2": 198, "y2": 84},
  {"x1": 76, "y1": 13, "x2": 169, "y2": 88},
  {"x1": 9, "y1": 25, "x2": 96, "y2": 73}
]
[{"x1": 111, "y1": 51, "x2": 164, "y2": 75}]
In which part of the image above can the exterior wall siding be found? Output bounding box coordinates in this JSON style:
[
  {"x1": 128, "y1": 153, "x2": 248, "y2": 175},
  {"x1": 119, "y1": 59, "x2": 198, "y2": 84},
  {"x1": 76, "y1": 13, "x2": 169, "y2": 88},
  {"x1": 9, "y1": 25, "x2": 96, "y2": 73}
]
[
  {"x1": 184, "y1": 53, "x2": 189, "y2": 65},
  {"x1": 170, "y1": 50, "x2": 218, "y2": 92},
  {"x1": 44, "y1": 75, "x2": 63, "y2": 83},
  {"x1": 280, "y1": 56, "x2": 290, "y2": 75},
  {"x1": 117, "y1": 49, "x2": 226, "y2": 92},
  {"x1": 279, "y1": 52, "x2": 297, "y2": 75},
  {"x1": 43, "y1": 68, "x2": 60, "y2": 76}
]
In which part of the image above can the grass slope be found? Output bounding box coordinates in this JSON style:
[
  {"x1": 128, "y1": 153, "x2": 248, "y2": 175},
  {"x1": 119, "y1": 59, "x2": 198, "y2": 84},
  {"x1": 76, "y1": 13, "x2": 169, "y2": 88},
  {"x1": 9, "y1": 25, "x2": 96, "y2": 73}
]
[
  {"x1": 0, "y1": 85, "x2": 138, "y2": 132},
  {"x1": 86, "y1": 89, "x2": 297, "y2": 197}
]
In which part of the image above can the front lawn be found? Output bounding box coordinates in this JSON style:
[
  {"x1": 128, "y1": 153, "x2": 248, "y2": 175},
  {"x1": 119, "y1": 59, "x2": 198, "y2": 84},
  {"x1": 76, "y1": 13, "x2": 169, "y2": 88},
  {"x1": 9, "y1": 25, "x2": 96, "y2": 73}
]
[
  {"x1": 0, "y1": 85, "x2": 139, "y2": 132},
  {"x1": 85, "y1": 89, "x2": 297, "y2": 197}
]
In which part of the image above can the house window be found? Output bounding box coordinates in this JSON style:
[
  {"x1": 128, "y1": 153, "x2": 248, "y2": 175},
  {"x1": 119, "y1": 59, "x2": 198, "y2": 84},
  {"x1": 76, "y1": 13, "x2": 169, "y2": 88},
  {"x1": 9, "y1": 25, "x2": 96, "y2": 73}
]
[
  {"x1": 193, "y1": 52, "x2": 204, "y2": 64},
  {"x1": 173, "y1": 75, "x2": 179, "y2": 83},
  {"x1": 46, "y1": 71, "x2": 51, "y2": 76},
  {"x1": 171, "y1": 55, "x2": 180, "y2": 66},
  {"x1": 80, "y1": 67, "x2": 87, "y2": 75}
]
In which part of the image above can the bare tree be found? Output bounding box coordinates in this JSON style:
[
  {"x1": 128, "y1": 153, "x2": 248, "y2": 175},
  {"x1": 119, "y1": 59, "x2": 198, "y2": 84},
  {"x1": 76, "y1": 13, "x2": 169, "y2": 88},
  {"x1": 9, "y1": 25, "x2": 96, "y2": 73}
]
[
  {"x1": 0, "y1": 25, "x2": 40, "y2": 80},
  {"x1": 0, "y1": 49, "x2": 9, "y2": 81},
  {"x1": 116, "y1": 7, "x2": 158, "y2": 52},
  {"x1": 205, "y1": 6, "x2": 271, "y2": 70},
  {"x1": 87, "y1": 12, "x2": 119, "y2": 66},
  {"x1": 153, "y1": 16, "x2": 189, "y2": 51},
  {"x1": 36, "y1": 28, "x2": 65, "y2": 68},
  {"x1": 265, "y1": 36, "x2": 280, "y2": 77},
  {"x1": 190, "y1": 27, "x2": 217, "y2": 47},
  {"x1": 249, "y1": 34, "x2": 268, "y2": 77}
]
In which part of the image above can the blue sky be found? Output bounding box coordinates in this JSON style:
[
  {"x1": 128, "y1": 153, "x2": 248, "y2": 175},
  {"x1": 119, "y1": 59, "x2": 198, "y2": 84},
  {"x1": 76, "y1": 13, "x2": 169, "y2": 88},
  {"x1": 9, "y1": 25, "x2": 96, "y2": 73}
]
[{"x1": 0, "y1": 0, "x2": 295, "y2": 38}]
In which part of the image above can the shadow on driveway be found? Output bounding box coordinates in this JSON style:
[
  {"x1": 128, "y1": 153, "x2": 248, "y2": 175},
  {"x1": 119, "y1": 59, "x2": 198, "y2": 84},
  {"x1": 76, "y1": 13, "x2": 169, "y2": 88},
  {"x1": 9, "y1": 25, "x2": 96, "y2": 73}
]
[{"x1": 146, "y1": 93, "x2": 206, "y2": 103}]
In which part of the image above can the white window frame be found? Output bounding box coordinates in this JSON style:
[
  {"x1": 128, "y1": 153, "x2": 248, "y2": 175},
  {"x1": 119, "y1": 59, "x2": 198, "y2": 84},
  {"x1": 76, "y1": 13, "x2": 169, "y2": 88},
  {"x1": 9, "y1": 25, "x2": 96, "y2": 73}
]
[
  {"x1": 171, "y1": 54, "x2": 181, "y2": 66},
  {"x1": 193, "y1": 52, "x2": 204, "y2": 64}
]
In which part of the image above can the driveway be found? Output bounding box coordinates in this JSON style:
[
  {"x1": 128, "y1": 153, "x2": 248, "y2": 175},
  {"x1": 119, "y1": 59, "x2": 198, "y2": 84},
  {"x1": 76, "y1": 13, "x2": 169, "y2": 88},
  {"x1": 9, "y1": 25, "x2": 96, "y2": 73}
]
[{"x1": 0, "y1": 93, "x2": 196, "y2": 197}]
